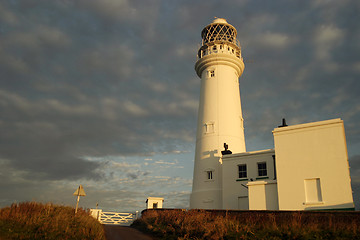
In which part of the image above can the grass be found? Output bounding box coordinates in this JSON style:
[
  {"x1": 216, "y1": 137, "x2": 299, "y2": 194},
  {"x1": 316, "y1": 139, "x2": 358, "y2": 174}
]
[
  {"x1": 131, "y1": 209, "x2": 360, "y2": 240},
  {"x1": 0, "y1": 201, "x2": 105, "y2": 240}
]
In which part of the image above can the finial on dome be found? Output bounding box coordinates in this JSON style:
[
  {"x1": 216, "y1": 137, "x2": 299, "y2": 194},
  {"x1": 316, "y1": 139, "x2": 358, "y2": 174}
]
[{"x1": 212, "y1": 17, "x2": 227, "y2": 24}]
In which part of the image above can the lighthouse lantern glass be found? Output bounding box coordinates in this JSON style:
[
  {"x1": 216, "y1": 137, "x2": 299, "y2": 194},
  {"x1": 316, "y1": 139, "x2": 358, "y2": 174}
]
[{"x1": 201, "y1": 24, "x2": 237, "y2": 45}]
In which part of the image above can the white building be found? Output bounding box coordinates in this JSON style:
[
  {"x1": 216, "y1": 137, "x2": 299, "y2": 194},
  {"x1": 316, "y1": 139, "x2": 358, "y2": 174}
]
[
  {"x1": 190, "y1": 18, "x2": 354, "y2": 211},
  {"x1": 146, "y1": 197, "x2": 164, "y2": 209}
]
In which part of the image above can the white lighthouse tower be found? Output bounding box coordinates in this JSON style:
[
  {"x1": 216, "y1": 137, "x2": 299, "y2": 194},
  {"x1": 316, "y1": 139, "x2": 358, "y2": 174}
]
[{"x1": 190, "y1": 18, "x2": 246, "y2": 209}]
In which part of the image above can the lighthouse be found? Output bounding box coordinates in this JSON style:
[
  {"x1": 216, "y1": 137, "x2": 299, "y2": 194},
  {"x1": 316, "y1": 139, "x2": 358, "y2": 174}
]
[{"x1": 190, "y1": 18, "x2": 246, "y2": 209}]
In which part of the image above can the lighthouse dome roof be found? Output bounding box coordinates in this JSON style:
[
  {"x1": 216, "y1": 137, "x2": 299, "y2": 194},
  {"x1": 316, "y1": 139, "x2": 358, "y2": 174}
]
[{"x1": 212, "y1": 18, "x2": 227, "y2": 24}]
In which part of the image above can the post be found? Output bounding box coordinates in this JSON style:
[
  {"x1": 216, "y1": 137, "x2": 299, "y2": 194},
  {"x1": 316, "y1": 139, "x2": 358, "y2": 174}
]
[
  {"x1": 75, "y1": 195, "x2": 80, "y2": 214},
  {"x1": 90, "y1": 209, "x2": 102, "y2": 221}
]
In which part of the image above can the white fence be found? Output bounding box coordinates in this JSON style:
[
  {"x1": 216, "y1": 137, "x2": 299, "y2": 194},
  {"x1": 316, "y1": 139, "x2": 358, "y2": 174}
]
[{"x1": 90, "y1": 209, "x2": 139, "y2": 225}]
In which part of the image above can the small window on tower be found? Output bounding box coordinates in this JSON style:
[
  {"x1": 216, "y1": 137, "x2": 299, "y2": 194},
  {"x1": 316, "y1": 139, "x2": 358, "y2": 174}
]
[
  {"x1": 210, "y1": 70, "x2": 215, "y2": 77},
  {"x1": 204, "y1": 122, "x2": 214, "y2": 133},
  {"x1": 207, "y1": 171, "x2": 213, "y2": 180}
]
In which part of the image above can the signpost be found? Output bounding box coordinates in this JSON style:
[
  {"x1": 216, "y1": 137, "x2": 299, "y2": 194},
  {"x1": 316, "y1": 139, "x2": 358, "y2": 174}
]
[{"x1": 73, "y1": 185, "x2": 86, "y2": 214}]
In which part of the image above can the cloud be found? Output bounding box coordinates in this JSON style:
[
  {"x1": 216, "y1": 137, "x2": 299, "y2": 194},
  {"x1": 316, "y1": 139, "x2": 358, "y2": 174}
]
[
  {"x1": 76, "y1": 0, "x2": 161, "y2": 41},
  {"x1": 80, "y1": 43, "x2": 135, "y2": 78},
  {"x1": 109, "y1": 161, "x2": 141, "y2": 169},
  {"x1": 0, "y1": 89, "x2": 96, "y2": 117},
  {"x1": 254, "y1": 32, "x2": 292, "y2": 49},
  {"x1": 352, "y1": 62, "x2": 360, "y2": 73},
  {"x1": 3, "y1": 25, "x2": 71, "y2": 50},
  {"x1": 77, "y1": 0, "x2": 137, "y2": 21},
  {"x1": 155, "y1": 161, "x2": 176, "y2": 165},
  {"x1": 313, "y1": 25, "x2": 344, "y2": 61},
  {"x1": 175, "y1": 44, "x2": 198, "y2": 58},
  {"x1": 0, "y1": 54, "x2": 31, "y2": 75},
  {"x1": 349, "y1": 155, "x2": 360, "y2": 175},
  {"x1": 0, "y1": 3, "x2": 18, "y2": 25},
  {"x1": 123, "y1": 101, "x2": 149, "y2": 117}
]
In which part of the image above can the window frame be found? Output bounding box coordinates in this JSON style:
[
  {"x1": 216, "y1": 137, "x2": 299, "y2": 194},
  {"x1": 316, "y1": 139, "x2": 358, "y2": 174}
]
[
  {"x1": 257, "y1": 162, "x2": 267, "y2": 177},
  {"x1": 238, "y1": 164, "x2": 247, "y2": 179},
  {"x1": 204, "y1": 122, "x2": 215, "y2": 134}
]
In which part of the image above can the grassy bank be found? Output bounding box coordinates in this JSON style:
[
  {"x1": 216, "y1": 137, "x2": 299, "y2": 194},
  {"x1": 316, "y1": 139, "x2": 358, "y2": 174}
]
[
  {"x1": 0, "y1": 202, "x2": 105, "y2": 240},
  {"x1": 132, "y1": 209, "x2": 360, "y2": 240}
]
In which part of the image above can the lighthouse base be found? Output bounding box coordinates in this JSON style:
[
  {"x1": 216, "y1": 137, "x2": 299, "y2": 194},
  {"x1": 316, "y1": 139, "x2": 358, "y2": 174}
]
[{"x1": 190, "y1": 189, "x2": 222, "y2": 209}]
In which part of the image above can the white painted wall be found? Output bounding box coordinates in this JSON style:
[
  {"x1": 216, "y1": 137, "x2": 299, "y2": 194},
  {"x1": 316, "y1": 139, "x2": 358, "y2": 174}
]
[
  {"x1": 146, "y1": 197, "x2": 164, "y2": 209},
  {"x1": 273, "y1": 119, "x2": 354, "y2": 210},
  {"x1": 248, "y1": 180, "x2": 278, "y2": 210},
  {"x1": 90, "y1": 209, "x2": 102, "y2": 220},
  {"x1": 264, "y1": 181, "x2": 279, "y2": 210},
  {"x1": 248, "y1": 181, "x2": 267, "y2": 210},
  {"x1": 222, "y1": 149, "x2": 276, "y2": 210}
]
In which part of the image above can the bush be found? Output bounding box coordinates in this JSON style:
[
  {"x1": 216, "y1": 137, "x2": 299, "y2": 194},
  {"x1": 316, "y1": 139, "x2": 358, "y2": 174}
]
[
  {"x1": 132, "y1": 209, "x2": 360, "y2": 240},
  {"x1": 0, "y1": 202, "x2": 105, "y2": 240}
]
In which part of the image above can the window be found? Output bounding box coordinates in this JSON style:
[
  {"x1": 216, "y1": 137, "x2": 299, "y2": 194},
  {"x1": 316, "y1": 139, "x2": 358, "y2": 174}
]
[
  {"x1": 238, "y1": 164, "x2": 247, "y2": 179},
  {"x1": 257, "y1": 162, "x2": 267, "y2": 177},
  {"x1": 207, "y1": 70, "x2": 215, "y2": 78},
  {"x1": 204, "y1": 122, "x2": 214, "y2": 134},
  {"x1": 207, "y1": 171, "x2": 213, "y2": 180}
]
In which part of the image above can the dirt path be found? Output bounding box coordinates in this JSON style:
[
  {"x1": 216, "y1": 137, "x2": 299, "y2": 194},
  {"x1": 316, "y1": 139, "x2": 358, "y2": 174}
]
[{"x1": 103, "y1": 225, "x2": 155, "y2": 240}]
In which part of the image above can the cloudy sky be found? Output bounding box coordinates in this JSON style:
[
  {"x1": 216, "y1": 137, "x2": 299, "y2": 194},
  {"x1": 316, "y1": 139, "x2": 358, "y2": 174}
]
[{"x1": 1, "y1": 0, "x2": 360, "y2": 212}]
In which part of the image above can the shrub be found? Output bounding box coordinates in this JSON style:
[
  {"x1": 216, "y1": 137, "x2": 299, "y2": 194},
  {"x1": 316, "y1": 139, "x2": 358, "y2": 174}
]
[
  {"x1": 0, "y1": 202, "x2": 105, "y2": 240},
  {"x1": 132, "y1": 209, "x2": 360, "y2": 240}
]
